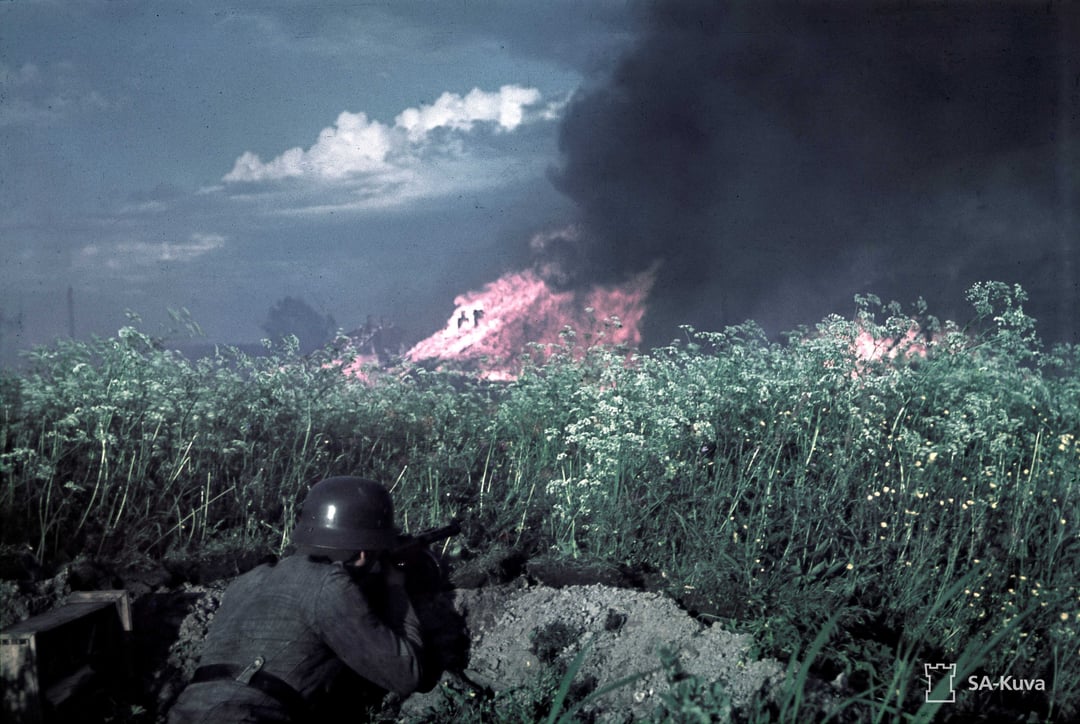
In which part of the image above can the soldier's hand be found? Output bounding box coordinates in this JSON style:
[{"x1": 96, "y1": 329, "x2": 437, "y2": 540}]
[
  {"x1": 382, "y1": 558, "x2": 408, "y2": 589},
  {"x1": 395, "y1": 547, "x2": 446, "y2": 595}
]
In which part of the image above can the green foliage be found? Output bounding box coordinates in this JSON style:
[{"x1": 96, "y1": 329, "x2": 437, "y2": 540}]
[
  {"x1": 0, "y1": 327, "x2": 495, "y2": 561},
  {"x1": 653, "y1": 648, "x2": 736, "y2": 723},
  {"x1": 1, "y1": 281, "x2": 1077, "y2": 721}
]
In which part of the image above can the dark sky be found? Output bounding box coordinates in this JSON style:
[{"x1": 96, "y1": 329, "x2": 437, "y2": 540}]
[
  {"x1": 552, "y1": 1, "x2": 1077, "y2": 346},
  {"x1": 1, "y1": 1, "x2": 1076, "y2": 367}
]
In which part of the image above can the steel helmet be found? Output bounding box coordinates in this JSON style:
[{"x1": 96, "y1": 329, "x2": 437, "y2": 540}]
[{"x1": 291, "y1": 476, "x2": 399, "y2": 553}]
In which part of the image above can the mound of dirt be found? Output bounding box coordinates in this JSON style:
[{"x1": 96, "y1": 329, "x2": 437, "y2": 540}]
[{"x1": 403, "y1": 583, "x2": 784, "y2": 721}]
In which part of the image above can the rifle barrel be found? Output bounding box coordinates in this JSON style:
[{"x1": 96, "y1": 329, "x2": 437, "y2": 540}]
[{"x1": 399, "y1": 520, "x2": 461, "y2": 550}]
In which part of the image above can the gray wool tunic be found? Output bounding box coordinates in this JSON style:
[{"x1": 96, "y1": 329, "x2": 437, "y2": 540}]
[{"x1": 167, "y1": 554, "x2": 423, "y2": 723}]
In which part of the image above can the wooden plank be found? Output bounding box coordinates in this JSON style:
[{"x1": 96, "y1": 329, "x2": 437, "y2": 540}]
[
  {"x1": 0, "y1": 591, "x2": 130, "y2": 636},
  {"x1": 0, "y1": 601, "x2": 113, "y2": 636},
  {"x1": 67, "y1": 591, "x2": 132, "y2": 632},
  {"x1": 43, "y1": 664, "x2": 95, "y2": 708},
  {"x1": 0, "y1": 634, "x2": 41, "y2": 724}
]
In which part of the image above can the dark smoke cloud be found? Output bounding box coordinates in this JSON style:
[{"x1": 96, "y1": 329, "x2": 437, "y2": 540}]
[{"x1": 548, "y1": 1, "x2": 1077, "y2": 345}]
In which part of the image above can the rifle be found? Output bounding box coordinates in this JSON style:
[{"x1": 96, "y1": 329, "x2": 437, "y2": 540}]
[
  {"x1": 393, "y1": 520, "x2": 462, "y2": 555},
  {"x1": 386, "y1": 520, "x2": 461, "y2": 594}
]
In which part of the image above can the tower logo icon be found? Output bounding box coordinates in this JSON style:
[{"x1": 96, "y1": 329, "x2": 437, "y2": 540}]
[{"x1": 924, "y1": 663, "x2": 957, "y2": 703}]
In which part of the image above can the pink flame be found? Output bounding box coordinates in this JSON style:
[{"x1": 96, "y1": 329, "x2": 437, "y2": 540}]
[{"x1": 404, "y1": 267, "x2": 655, "y2": 380}]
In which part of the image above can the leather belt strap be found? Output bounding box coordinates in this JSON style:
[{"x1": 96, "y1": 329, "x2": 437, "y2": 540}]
[{"x1": 192, "y1": 664, "x2": 306, "y2": 720}]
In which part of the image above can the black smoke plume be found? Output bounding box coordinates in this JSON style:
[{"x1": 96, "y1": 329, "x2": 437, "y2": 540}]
[{"x1": 547, "y1": 1, "x2": 1077, "y2": 345}]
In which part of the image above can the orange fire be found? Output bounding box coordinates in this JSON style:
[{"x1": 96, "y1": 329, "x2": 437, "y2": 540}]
[
  {"x1": 405, "y1": 267, "x2": 655, "y2": 380},
  {"x1": 852, "y1": 325, "x2": 929, "y2": 364}
]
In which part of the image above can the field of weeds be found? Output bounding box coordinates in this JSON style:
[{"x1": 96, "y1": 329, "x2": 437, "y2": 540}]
[{"x1": 2, "y1": 281, "x2": 1078, "y2": 722}]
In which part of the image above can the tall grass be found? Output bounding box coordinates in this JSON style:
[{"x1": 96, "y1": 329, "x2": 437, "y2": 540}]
[{"x1": 1, "y1": 282, "x2": 1077, "y2": 720}]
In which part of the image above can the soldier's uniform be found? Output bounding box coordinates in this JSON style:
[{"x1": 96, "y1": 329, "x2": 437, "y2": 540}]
[{"x1": 167, "y1": 477, "x2": 426, "y2": 723}]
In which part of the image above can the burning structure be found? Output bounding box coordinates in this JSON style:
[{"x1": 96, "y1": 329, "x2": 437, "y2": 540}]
[{"x1": 406, "y1": 258, "x2": 655, "y2": 381}]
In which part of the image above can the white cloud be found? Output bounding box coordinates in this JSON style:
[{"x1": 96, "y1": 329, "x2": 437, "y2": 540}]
[
  {"x1": 225, "y1": 111, "x2": 398, "y2": 182},
  {"x1": 395, "y1": 85, "x2": 542, "y2": 141},
  {"x1": 0, "y1": 61, "x2": 113, "y2": 127},
  {"x1": 79, "y1": 232, "x2": 226, "y2": 268},
  {"x1": 222, "y1": 85, "x2": 551, "y2": 189},
  {"x1": 0, "y1": 62, "x2": 43, "y2": 86}
]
